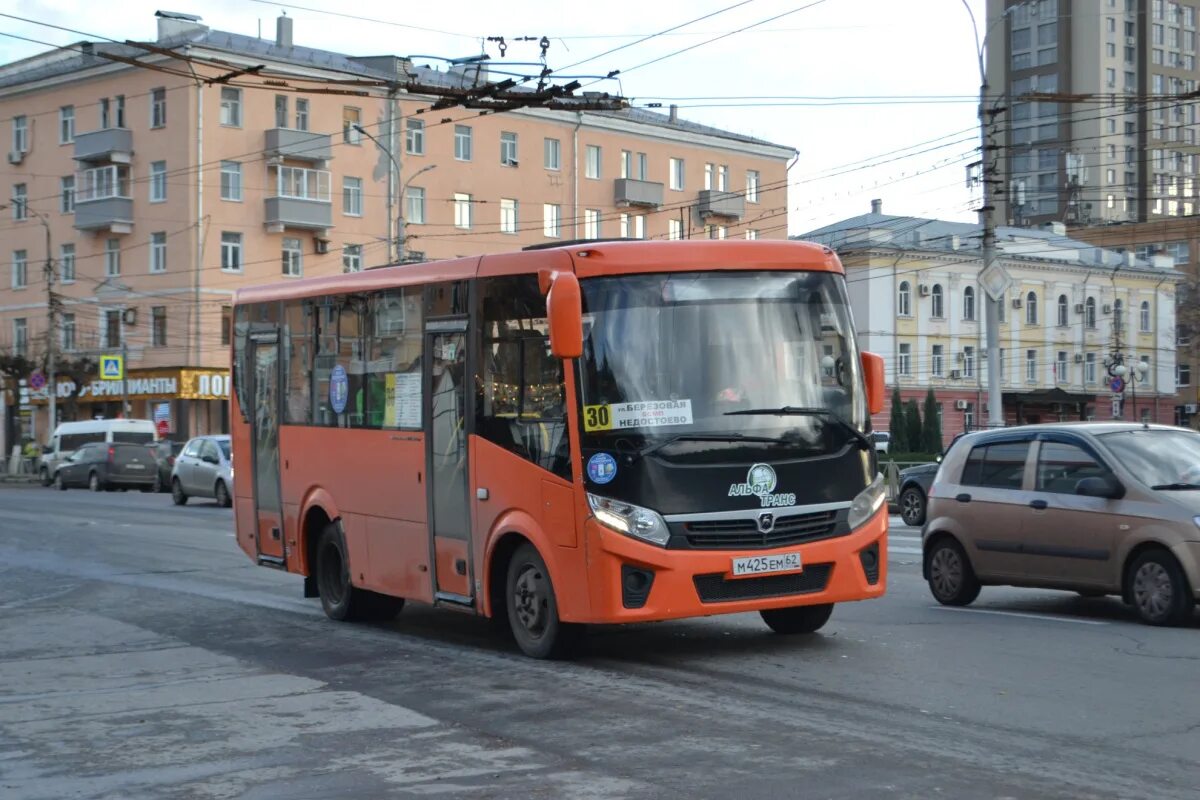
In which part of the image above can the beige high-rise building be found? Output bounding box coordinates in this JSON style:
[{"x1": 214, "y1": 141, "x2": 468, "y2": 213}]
[
  {"x1": 0, "y1": 11, "x2": 795, "y2": 448},
  {"x1": 986, "y1": 0, "x2": 1200, "y2": 227}
]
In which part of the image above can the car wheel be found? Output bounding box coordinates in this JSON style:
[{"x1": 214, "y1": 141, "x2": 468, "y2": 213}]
[
  {"x1": 1128, "y1": 550, "x2": 1195, "y2": 627},
  {"x1": 760, "y1": 603, "x2": 834, "y2": 635},
  {"x1": 314, "y1": 523, "x2": 402, "y2": 621},
  {"x1": 54, "y1": 472, "x2": 67, "y2": 491},
  {"x1": 926, "y1": 536, "x2": 981, "y2": 606},
  {"x1": 214, "y1": 480, "x2": 232, "y2": 508},
  {"x1": 39, "y1": 467, "x2": 50, "y2": 488},
  {"x1": 88, "y1": 472, "x2": 103, "y2": 493},
  {"x1": 899, "y1": 486, "x2": 926, "y2": 527},
  {"x1": 506, "y1": 542, "x2": 582, "y2": 659},
  {"x1": 171, "y1": 478, "x2": 188, "y2": 506}
]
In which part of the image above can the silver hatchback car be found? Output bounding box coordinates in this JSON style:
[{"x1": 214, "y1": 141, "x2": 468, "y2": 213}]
[{"x1": 171, "y1": 435, "x2": 233, "y2": 508}]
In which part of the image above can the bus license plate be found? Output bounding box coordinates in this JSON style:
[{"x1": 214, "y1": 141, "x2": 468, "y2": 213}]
[{"x1": 731, "y1": 552, "x2": 802, "y2": 577}]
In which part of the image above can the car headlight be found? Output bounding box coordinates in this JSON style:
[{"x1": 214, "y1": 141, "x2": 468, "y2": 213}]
[
  {"x1": 847, "y1": 474, "x2": 886, "y2": 531},
  {"x1": 587, "y1": 493, "x2": 670, "y2": 547}
]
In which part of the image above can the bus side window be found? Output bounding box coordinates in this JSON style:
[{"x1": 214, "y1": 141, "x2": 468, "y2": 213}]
[
  {"x1": 364, "y1": 288, "x2": 423, "y2": 430},
  {"x1": 283, "y1": 300, "x2": 312, "y2": 425}
]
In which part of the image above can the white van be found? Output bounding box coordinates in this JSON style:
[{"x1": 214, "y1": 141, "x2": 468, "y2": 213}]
[{"x1": 39, "y1": 419, "x2": 157, "y2": 485}]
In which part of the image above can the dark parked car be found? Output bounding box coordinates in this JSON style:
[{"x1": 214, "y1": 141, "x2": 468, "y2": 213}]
[
  {"x1": 897, "y1": 463, "x2": 938, "y2": 526},
  {"x1": 149, "y1": 440, "x2": 186, "y2": 493},
  {"x1": 53, "y1": 442, "x2": 157, "y2": 492}
]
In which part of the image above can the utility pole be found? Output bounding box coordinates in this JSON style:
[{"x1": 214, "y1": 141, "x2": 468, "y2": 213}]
[
  {"x1": 121, "y1": 341, "x2": 129, "y2": 418},
  {"x1": 41, "y1": 214, "x2": 56, "y2": 433}
]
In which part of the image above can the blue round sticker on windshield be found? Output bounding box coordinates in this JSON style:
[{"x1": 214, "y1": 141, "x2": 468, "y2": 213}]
[
  {"x1": 330, "y1": 365, "x2": 349, "y2": 414},
  {"x1": 587, "y1": 453, "x2": 618, "y2": 485}
]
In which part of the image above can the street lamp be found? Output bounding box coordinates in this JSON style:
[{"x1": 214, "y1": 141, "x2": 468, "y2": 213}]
[
  {"x1": 354, "y1": 123, "x2": 437, "y2": 265},
  {"x1": 1103, "y1": 352, "x2": 1150, "y2": 420}
]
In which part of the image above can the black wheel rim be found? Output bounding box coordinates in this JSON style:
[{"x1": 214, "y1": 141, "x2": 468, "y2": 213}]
[
  {"x1": 319, "y1": 540, "x2": 346, "y2": 606},
  {"x1": 513, "y1": 563, "x2": 550, "y2": 639},
  {"x1": 930, "y1": 547, "x2": 962, "y2": 599},
  {"x1": 1133, "y1": 562, "x2": 1173, "y2": 620},
  {"x1": 901, "y1": 491, "x2": 922, "y2": 524}
]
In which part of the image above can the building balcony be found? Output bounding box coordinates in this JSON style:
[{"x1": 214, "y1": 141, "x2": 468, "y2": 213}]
[
  {"x1": 697, "y1": 190, "x2": 745, "y2": 220},
  {"x1": 74, "y1": 127, "x2": 133, "y2": 164},
  {"x1": 614, "y1": 178, "x2": 663, "y2": 208},
  {"x1": 265, "y1": 197, "x2": 332, "y2": 232},
  {"x1": 264, "y1": 128, "x2": 332, "y2": 164},
  {"x1": 74, "y1": 196, "x2": 134, "y2": 234}
]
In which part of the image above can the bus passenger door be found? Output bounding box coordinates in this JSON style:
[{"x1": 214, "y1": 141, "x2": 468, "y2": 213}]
[
  {"x1": 425, "y1": 324, "x2": 473, "y2": 602},
  {"x1": 249, "y1": 332, "x2": 285, "y2": 564}
]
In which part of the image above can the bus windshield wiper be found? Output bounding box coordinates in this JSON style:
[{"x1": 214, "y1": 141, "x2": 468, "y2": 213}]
[
  {"x1": 1150, "y1": 482, "x2": 1200, "y2": 490},
  {"x1": 723, "y1": 406, "x2": 872, "y2": 451},
  {"x1": 629, "y1": 433, "x2": 786, "y2": 463}
]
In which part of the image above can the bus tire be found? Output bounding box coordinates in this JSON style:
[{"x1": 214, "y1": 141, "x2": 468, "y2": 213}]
[
  {"x1": 314, "y1": 523, "x2": 402, "y2": 622},
  {"x1": 505, "y1": 542, "x2": 581, "y2": 659},
  {"x1": 760, "y1": 603, "x2": 834, "y2": 635}
]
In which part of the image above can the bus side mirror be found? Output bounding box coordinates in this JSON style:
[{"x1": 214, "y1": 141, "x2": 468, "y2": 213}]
[
  {"x1": 861, "y1": 351, "x2": 885, "y2": 415},
  {"x1": 546, "y1": 271, "x2": 583, "y2": 359}
]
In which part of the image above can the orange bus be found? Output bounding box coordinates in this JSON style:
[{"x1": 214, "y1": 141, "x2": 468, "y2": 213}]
[{"x1": 231, "y1": 240, "x2": 888, "y2": 658}]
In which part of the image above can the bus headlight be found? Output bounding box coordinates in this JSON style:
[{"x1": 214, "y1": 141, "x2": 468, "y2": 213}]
[
  {"x1": 847, "y1": 474, "x2": 886, "y2": 531},
  {"x1": 587, "y1": 493, "x2": 670, "y2": 547}
]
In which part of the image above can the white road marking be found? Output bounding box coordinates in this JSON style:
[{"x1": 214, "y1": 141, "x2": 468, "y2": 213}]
[
  {"x1": 890, "y1": 547, "x2": 923, "y2": 555},
  {"x1": 931, "y1": 606, "x2": 1108, "y2": 626}
]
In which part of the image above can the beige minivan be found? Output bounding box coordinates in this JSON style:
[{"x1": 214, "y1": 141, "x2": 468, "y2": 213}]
[{"x1": 922, "y1": 423, "x2": 1200, "y2": 626}]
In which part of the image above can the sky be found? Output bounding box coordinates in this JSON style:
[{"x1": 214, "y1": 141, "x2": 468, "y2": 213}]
[{"x1": 0, "y1": 0, "x2": 990, "y2": 235}]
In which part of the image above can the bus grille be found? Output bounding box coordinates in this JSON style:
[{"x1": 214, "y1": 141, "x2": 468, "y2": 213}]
[
  {"x1": 682, "y1": 510, "x2": 839, "y2": 550},
  {"x1": 693, "y1": 564, "x2": 833, "y2": 604}
]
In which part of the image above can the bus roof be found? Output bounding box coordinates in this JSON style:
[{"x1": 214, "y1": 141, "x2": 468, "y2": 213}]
[{"x1": 233, "y1": 240, "x2": 843, "y2": 306}]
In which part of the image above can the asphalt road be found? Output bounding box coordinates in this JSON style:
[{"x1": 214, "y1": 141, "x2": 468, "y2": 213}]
[{"x1": 1, "y1": 486, "x2": 1198, "y2": 799}]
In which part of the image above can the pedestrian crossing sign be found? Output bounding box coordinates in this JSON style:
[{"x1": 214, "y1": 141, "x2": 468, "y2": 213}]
[{"x1": 100, "y1": 355, "x2": 124, "y2": 381}]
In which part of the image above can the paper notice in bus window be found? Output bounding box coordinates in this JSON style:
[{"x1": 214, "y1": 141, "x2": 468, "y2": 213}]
[
  {"x1": 392, "y1": 372, "x2": 421, "y2": 428},
  {"x1": 583, "y1": 400, "x2": 693, "y2": 432}
]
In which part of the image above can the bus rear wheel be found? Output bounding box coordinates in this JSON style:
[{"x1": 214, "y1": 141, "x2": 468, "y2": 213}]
[
  {"x1": 760, "y1": 603, "x2": 834, "y2": 635},
  {"x1": 505, "y1": 542, "x2": 581, "y2": 659},
  {"x1": 314, "y1": 523, "x2": 403, "y2": 622}
]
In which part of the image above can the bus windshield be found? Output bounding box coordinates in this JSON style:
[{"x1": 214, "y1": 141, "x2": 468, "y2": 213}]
[{"x1": 577, "y1": 270, "x2": 866, "y2": 458}]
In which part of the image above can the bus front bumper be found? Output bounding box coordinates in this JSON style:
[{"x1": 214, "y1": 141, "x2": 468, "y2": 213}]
[{"x1": 576, "y1": 508, "x2": 888, "y2": 624}]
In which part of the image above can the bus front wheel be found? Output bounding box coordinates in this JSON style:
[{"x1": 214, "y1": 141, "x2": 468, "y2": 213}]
[
  {"x1": 505, "y1": 542, "x2": 581, "y2": 659},
  {"x1": 760, "y1": 603, "x2": 834, "y2": 635},
  {"x1": 315, "y1": 523, "x2": 403, "y2": 622}
]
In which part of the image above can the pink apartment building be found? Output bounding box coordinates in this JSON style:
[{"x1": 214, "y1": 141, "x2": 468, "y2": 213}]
[{"x1": 0, "y1": 11, "x2": 796, "y2": 447}]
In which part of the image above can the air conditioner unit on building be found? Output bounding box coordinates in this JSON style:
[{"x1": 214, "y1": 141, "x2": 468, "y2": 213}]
[
  {"x1": 1103, "y1": 303, "x2": 1113, "y2": 314},
  {"x1": 121, "y1": 308, "x2": 137, "y2": 326},
  {"x1": 1186, "y1": 403, "x2": 1198, "y2": 414},
  {"x1": 313, "y1": 236, "x2": 331, "y2": 255},
  {"x1": 1012, "y1": 297, "x2": 1023, "y2": 309},
  {"x1": 949, "y1": 369, "x2": 962, "y2": 380},
  {"x1": 1074, "y1": 303, "x2": 1085, "y2": 314},
  {"x1": 6, "y1": 150, "x2": 23, "y2": 165},
  {"x1": 918, "y1": 284, "x2": 930, "y2": 296},
  {"x1": 1074, "y1": 353, "x2": 1084, "y2": 363},
  {"x1": 954, "y1": 399, "x2": 969, "y2": 410}
]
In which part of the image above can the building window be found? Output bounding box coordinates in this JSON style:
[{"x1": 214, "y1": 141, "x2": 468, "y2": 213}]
[
  {"x1": 13, "y1": 319, "x2": 27, "y2": 358},
  {"x1": 1085, "y1": 352, "x2": 1097, "y2": 383},
  {"x1": 668, "y1": 218, "x2": 682, "y2": 240},
  {"x1": 151, "y1": 306, "x2": 167, "y2": 347},
  {"x1": 59, "y1": 106, "x2": 74, "y2": 144},
  {"x1": 633, "y1": 215, "x2": 645, "y2": 239},
  {"x1": 275, "y1": 166, "x2": 331, "y2": 201},
  {"x1": 585, "y1": 209, "x2": 601, "y2": 239},
  {"x1": 670, "y1": 157, "x2": 685, "y2": 190},
  {"x1": 115, "y1": 95, "x2": 125, "y2": 128},
  {"x1": 963, "y1": 286, "x2": 976, "y2": 321},
  {"x1": 12, "y1": 184, "x2": 26, "y2": 220},
  {"x1": 1026, "y1": 349, "x2": 1038, "y2": 382},
  {"x1": 745, "y1": 229, "x2": 759, "y2": 240},
  {"x1": 342, "y1": 244, "x2": 363, "y2": 273},
  {"x1": 60, "y1": 176, "x2": 75, "y2": 213},
  {"x1": 62, "y1": 313, "x2": 76, "y2": 351},
  {"x1": 963, "y1": 403, "x2": 975, "y2": 430},
  {"x1": 1057, "y1": 294, "x2": 1069, "y2": 326},
  {"x1": 219, "y1": 88, "x2": 241, "y2": 126},
  {"x1": 343, "y1": 107, "x2": 362, "y2": 144},
  {"x1": 221, "y1": 306, "x2": 232, "y2": 347},
  {"x1": 500, "y1": 198, "x2": 518, "y2": 234},
  {"x1": 150, "y1": 87, "x2": 166, "y2": 128},
  {"x1": 406, "y1": 119, "x2": 425, "y2": 155},
  {"x1": 406, "y1": 186, "x2": 425, "y2": 224},
  {"x1": 1026, "y1": 291, "x2": 1038, "y2": 324},
  {"x1": 898, "y1": 281, "x2": 912, "y2": 316},
  {"x1": 11, "y1": 250, "x2": 26, "y2": 289},
  {"x1": 1085, "y1": 296, "x2": 1097, "y2": 328},
  {"x1": 274, "y1": 95, "x2": 288, "y2": 128},
  {"x1": 220, "y1": 161, "x2": 242, "y2": 201},
  {"x1": 1178, "y1": 323, "x2": 1191, "y2": 346},
  {"x1": 585, "y1": 144, "x2": 601, "y2": 179},
  {"x1": 149, "y1": 232, "x2": 167, "y2": 273},
  {"x1": 1178, "y1": 363, "x2": 1192, "y2": 386},
  {"x1": 704, "y1": 162, "x2": 714, "y2": 190},
  {"x1": 454, "y1": 192, "x2": 472, "y2": 229},
  {"x1": 59, "y1": 243, "x2": 75, "y2": 283},
  {"x1": 103, "y1": 309, "x2": 121, "y2": 349},
  {"x1": 932, "y1": 344, "x2": 944, "y2": 377},
  {"x1": 747, "y1": 170, "x2": 760, "y2": 203},
  {"x1": 898, "y1": 343, "x2": 912, "y2": 376},
  {"x1": 149, "y1": 161, "x2": 167, "y2": 202},
  {"x1": 343, "y1": 177, "x2": 363, "y2": 216},
  {"x1": 1056, "y1": 351, "x2": 1068, "y2": 383},
  {"x1": 500, "y1": 131, "x2": 518, "y2": 166},
  {"x1": 220, "y1": 232, "x2": 242, "y2": 271},
  {"x1": 544, "y1": 137, "x2": 561, "y2": 170},
  {"x1": 282, "y1": 237, "x2": 303, "y2": 277},
  {"x1": 717, "y1": 165, "x2": 729, "y2": 191},
  {"x1": 12, "y1": 115, "x2": 27, "y2": 153},
  {"x1": 707, "y1": 224, "x2": 726, "y2": 240},
  {"x1": 104, "y1": 238, "x2": 120, "y2": 277},
  {"x1": 620, "y1": 150, "x2": 632, "y2": 179},
  {"x1": 619, "y1": 214, "x2": 630, "y2": 238},
  {"x1": 931, "y1": 284, "x2": 944, "y2": 318},
  {"x1": 543, "y1": 203, "x2": 561, "y2": 238},
  {"x1": 100, "y1": 98, "x2": 110, "y2": 129},
  {"x1": 295, "y1": 98, "x2": 309, "y2": 131},
  {"x1": 454, "y1": 125, "x2": 472, "y2": 160},
  {"x1": 963, "y1": 346, "x2": 976, "y2": 378},
  {"x1": 1140, "y1": 300, "x2": 1151, "y2": 332}
]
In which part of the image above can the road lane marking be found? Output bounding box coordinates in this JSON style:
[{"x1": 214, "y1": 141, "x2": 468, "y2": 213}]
[
  {"x1": 931, "y1": 606, "x2": 1108, "y2": 625},
  {"x1": 890, "y1": 547, "x2": 923, "y2": 555}
]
